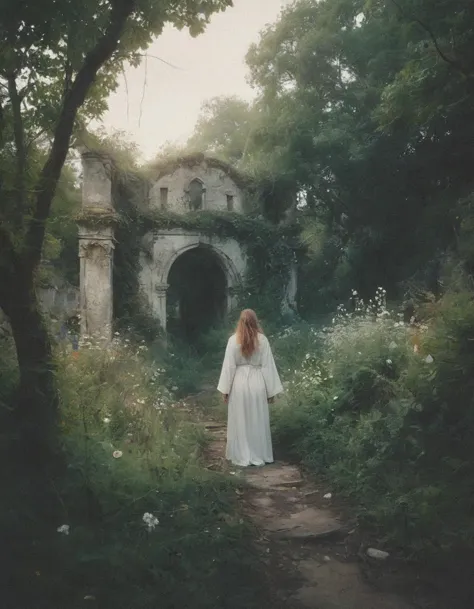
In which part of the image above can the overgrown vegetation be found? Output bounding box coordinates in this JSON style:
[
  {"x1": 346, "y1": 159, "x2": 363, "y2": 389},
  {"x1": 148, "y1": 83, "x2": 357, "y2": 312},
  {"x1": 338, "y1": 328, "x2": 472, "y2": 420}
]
[
  {"x1": 271, "y1": 288, "x2": 474, "y2": 557},
  {"x1": 109, "y1": 165, "x2": 297, "y2": 337},
  {"x1": 0, "y1": 333, "x2": 268, "y2": 609},
  {"x1": 2, "y1": 0, "x2": 474, "y2": 604}
]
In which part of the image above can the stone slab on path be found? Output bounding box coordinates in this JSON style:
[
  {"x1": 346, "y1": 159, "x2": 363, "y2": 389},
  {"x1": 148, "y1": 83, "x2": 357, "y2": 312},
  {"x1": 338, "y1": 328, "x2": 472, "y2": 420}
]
[
  {"x1": 295, "y1": 559, "x2": 412, "y2": 609},
  {"x1": 201, "y1": 419, "x2": 415, "y2": 609},
  {"x1": 265, "y1": 507, "x2": 345, "y2": 541},
  {"x1": 245, "y1": 463, "x2": 304, "y2": 490}
]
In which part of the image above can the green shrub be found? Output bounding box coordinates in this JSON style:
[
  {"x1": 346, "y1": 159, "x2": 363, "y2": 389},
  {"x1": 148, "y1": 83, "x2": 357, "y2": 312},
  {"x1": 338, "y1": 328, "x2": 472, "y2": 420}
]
[
  {"x1": 272, "y1": 289, "x2": 474, "y2": 556},
  {"x1": 2, "y1": 336, "x2": 267, "y2": 609}
]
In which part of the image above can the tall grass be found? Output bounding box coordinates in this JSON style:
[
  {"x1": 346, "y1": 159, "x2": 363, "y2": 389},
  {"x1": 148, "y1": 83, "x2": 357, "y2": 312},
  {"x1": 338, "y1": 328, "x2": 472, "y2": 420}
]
[
  {"x1": 0, "y1": 333, "x2": 268, "y2": 609},
  {"x1": 272, "y1": 289, "x2": 474, "y2": 556}
]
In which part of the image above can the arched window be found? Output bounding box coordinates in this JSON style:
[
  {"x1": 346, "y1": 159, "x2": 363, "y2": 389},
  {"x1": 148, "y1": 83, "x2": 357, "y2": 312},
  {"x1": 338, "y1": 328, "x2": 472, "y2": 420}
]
[{"x1": 188, "y1": 178, "x2": 205, "y2": 210}]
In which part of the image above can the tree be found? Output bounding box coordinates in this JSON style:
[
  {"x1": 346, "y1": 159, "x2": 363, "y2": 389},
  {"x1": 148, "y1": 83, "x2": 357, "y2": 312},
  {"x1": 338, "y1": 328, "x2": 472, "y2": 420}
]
[
  {"x1": 187, "y1": 95, "x2": 256, "y2": 163},
  {"x1": 0, "y1": 0, "x2": 232, "y2": 462},
  {"x1": 245, "y1": 0, "x2": 474, "y2": 302}
]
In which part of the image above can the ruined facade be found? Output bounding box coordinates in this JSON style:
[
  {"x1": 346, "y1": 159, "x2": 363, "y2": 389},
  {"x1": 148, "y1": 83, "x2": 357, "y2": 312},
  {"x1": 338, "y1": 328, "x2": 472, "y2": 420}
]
[
  {"x1": 78, "y1": 152, "x2": 258, "y2": 341},
  {"x1": 139, "y1": 157, "x2": 247, "y2": 338}
]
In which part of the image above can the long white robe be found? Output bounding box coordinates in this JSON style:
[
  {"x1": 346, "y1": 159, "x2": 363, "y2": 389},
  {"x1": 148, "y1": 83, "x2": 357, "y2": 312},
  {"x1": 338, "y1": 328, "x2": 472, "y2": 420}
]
[{"x1": 217, "y1": 333, "x2": 283, "y2": 467}]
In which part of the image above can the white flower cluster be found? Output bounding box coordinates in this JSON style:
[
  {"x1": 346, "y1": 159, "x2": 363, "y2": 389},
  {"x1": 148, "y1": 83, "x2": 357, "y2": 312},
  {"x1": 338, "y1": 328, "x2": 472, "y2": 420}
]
[
  {"x1": 143, "y1": 512, "x2": 159, "y2": 532},
  {"x1": 284, "y1": 287, "x2": 435, "y2": 401},
  {"x1": 57, "y1": 524, "x2": 70, "y2": 535}
]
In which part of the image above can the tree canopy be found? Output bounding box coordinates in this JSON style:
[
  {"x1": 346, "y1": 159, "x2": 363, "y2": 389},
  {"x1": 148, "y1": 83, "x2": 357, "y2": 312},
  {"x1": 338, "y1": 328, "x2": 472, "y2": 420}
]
[
  {"x1": 187, "y1": 95, "x2": 257, "y2": 164},
  {"x1": 228, "y1": 0, "x2": 474, "y2": 304}
]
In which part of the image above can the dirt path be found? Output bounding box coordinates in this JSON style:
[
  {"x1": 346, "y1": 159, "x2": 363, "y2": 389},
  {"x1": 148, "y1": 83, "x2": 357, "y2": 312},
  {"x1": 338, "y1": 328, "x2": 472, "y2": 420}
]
[{"x1": 200, "y1": 416, "x2": 418, "y2": 609}]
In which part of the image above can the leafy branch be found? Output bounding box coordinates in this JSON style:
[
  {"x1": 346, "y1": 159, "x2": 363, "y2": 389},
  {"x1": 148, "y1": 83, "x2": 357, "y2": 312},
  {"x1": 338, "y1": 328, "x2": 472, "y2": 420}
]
[
  {"x1": 25, "y1": 0, "x2": 138, "y2": 273},
  {"x1": 389, "y1": 0, "x2": 469, "y2": 76}
]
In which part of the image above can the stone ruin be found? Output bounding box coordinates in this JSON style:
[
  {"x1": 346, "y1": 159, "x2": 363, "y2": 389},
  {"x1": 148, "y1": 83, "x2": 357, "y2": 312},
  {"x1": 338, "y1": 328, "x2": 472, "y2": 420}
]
[{"x1": 77, "y1": 151, "x2": 297, "y2": 342}]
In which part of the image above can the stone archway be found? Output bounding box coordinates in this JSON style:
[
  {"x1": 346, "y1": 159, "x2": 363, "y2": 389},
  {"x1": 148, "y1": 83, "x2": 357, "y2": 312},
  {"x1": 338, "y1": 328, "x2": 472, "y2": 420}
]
[
  {"x1": 166, "y1": 246, "x2": 227, "y2": 340},
  {"x1": 152, "y1": 238, "x2": 243, "y2": 334}
]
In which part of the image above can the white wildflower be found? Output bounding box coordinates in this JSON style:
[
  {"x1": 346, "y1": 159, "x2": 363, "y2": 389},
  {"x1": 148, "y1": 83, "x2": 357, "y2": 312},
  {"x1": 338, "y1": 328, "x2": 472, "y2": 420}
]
[
  {"x1": 113, "y1": 450, "x2": 123, "y2": 459},
  {"x1": 424, "y1": 354, "x2": 434, "y2": 364},
  {"x1": 142, "y1": 512, "x2": 159, "y2": 532},
  {"x1": 386, "y1": 359, "x2": 392, "y2": 365},
  {"x1": 57, "y1": 524, "x2": 70, "y2": 535},
  {"x1": 103, "y1": 417, "x2": 110, "y2": 424}
]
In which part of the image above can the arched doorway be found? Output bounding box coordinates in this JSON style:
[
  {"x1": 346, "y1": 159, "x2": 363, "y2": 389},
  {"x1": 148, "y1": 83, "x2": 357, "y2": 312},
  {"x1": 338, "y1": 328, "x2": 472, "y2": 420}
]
[{"x1": 166, "y1": 246, "x2": 227, "y2": 340}]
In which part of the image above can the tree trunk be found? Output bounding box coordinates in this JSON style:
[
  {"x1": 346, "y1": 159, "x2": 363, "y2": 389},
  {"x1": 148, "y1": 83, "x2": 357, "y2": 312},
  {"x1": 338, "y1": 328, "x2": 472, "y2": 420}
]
[{"x1": 1, "y1": 277, "x2": 59, "y2": 465}]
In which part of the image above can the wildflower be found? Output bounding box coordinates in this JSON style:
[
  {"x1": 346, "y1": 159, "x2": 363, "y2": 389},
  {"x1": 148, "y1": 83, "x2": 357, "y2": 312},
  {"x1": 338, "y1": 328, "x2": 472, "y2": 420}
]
[
  {"x1": 333, "y1": 396, "x2": 338, "y2": 401},
  {"x1": 143, "y1": 512, "x2": 159, "y2": 532},
  {"x1": 389, "y1": 341, "x2": 398, "y2": 350},
  {"x1": 172, "y1": 386, "x2": 178, "y2": 391},
  {"x1": 386, "y1": 359, "x2": 392, "y2": 365},
  {"x1": 103, "y1": 417, "x2": 110, "y2": 424},
  {"x1": 113, "y1": 450, "x2": 123, "y2": 459},
  {"x1": 424, "y1": 354, "x2": 434, "y2": 364},
  {"x1": 57, "y1": 524, "x2": 70, "y2": 535}
]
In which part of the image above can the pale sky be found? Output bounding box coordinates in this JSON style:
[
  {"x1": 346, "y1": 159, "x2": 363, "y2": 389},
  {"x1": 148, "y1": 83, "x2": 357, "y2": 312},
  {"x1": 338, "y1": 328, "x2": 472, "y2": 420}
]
[{"x1": 101, "y1": 0, "x2": 289, "y2": 160}]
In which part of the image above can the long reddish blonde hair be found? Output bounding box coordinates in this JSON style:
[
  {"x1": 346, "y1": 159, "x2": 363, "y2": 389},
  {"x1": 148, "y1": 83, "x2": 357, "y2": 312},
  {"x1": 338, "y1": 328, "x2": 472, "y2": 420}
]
[{"x1": 235, "y1": 309, "x2": 262, "y2": 358}]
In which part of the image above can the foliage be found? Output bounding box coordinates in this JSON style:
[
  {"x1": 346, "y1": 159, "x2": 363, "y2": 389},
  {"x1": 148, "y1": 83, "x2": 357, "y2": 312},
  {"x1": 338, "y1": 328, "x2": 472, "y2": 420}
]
[
  {"x1": 198, "y1": 0, "x2": 471, "y2": 301},
  {"x1": 39, "y1": 164, "x2": 81, "y2": 286},
  {"x1": 187, "y1": 96, "x2": 258, "y2": 164},
  {"x1": 0, "y1": 0, "x2": 234, "y2": 458},
  {"x1": 0, "y1": 334, "x2": 268, "y2": 609},
  {"x1": 272, "y1": 288, "x2": 474, "y2": 556}
]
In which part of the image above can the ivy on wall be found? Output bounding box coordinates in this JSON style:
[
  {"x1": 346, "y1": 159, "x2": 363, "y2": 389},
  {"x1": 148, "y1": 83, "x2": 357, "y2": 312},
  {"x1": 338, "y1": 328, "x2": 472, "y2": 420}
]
[
  {"x1": 143, "y1": 209, "x2": 300, "y2": 321},
  {"x1": 79, "y1": 161, "x2": 300, "y2": 338}
]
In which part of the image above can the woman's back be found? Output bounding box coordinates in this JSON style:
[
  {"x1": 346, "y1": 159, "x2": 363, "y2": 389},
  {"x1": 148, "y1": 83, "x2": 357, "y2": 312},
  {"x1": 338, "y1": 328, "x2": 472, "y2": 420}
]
[{"x1": 229, "y1": 332, "x2": 268, "y2": 366}]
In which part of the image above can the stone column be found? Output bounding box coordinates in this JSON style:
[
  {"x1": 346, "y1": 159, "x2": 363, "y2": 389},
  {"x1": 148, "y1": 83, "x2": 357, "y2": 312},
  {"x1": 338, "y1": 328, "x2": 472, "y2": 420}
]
[
  {"x1": 227, "y1": 285, "x2": 237, "y2": 314},
  {"x1": 154, "y1": 284, "x2": 168, "y2": 332},
  {"x1": 78, "y1": 151, "x2": 116, "y2": 343}
]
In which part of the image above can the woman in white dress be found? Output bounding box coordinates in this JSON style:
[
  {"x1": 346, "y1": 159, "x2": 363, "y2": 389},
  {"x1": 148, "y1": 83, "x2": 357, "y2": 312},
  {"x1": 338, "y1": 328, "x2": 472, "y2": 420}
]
[{"x1": 217, "y1": 309, "x2": 283, "y2": 467}]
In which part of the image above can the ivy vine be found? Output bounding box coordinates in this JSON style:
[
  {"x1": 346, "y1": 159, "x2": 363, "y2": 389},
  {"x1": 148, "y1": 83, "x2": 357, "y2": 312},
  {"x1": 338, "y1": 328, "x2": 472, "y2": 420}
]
[{"x1": 108, "y1": 168, "x2": 299, "y2": 338}]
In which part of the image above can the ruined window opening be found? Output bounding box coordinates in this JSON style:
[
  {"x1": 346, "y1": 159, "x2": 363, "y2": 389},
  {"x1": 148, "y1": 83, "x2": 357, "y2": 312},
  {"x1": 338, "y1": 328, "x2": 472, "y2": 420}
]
[
  {"x1": 189, "y1": 178, "x2": 204, "y2": 210},
  {"x1": 226, "y1": 194, "x2": 234, "y2": 211},
  {"x1": 160, "y1": 187, "x2": 168, "y2": 208}
]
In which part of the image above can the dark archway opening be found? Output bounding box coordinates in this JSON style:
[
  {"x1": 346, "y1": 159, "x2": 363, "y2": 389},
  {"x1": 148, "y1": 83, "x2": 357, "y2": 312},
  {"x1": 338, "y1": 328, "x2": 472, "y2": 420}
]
[{"x1": 167, "y1": 247, "x2": 227, "y2": 341}]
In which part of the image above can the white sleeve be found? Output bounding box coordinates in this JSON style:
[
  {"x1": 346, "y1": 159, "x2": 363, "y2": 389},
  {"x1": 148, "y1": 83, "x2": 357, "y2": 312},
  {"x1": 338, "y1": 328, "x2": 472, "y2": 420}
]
[
  {"x1": 217, "y1": 337, "x2": 236, "y2": 395},
  {"x1": 261, "y1": 337, "x2": 283, "y2": 399}
]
